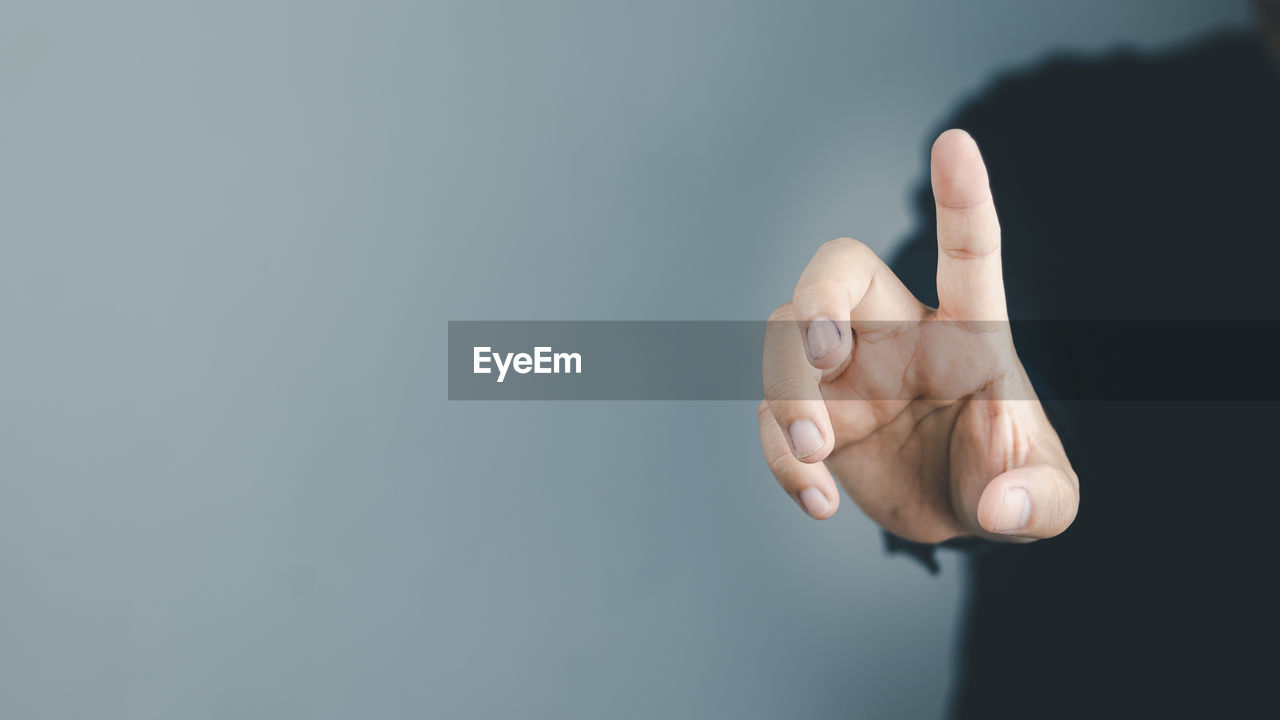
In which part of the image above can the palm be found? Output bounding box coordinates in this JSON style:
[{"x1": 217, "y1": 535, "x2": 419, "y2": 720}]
[
  {"x1": 759, "y1": 131, "x2": 1078, "y2": 542},
  {"x1": 821, "y1": 314, "x2": 1049, "y2": 540}
]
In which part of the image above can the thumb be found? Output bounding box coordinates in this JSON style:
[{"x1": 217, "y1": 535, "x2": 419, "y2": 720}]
[{"x1": 976, "y1": 464, "x2": 1079, "y2": 539}]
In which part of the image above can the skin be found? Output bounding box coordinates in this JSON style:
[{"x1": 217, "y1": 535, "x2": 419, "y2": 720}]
[
  {"x1": 759, "y1": 130, "x2": 1077, "y2": 542},
  {"x1": 761, "y1": 10, "x2": 1280, "y2": 543}
]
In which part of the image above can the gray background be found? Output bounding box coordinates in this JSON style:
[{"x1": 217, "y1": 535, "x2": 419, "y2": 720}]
[{"x1": 0, "y1": 1, "x2": 1250, "y2": 718}]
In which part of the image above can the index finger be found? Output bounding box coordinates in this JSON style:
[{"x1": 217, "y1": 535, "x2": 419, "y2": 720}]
[{"x1": 931, "y1": 129, "x2": 1007, "y2": 322}]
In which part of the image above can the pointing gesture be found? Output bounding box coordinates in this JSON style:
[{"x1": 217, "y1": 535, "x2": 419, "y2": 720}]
[{"x1": 759, "y1": 130, "x2": 1078, "y2": 543}]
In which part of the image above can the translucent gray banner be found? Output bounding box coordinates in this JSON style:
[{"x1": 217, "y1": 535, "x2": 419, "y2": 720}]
[{"x1": 447, "y1": 321, "x2": 1280, "y2": 401}]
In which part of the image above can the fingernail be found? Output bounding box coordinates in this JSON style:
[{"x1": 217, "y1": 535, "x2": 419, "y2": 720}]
[
  {"x1": 799, "y1": 487, "x2": 830, "y2": 518},
  {"x1": 788, "y1": 419, "x2": 823, "y2": 459},
  {"x1": 806, "y1": 318, "x2": 841, "y2": 361},
  {"x1": 993, "y1": 487, "x2": 1031, "y2": 533}
]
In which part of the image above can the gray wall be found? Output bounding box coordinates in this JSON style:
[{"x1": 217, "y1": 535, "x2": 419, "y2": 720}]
[{"x1": 0, "y1": 1, "x2": 1249, "y2": 718}]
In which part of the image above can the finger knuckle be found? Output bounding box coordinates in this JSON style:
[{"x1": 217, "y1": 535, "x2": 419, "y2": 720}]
[
  {"x1": 756, "y1": 400, "x2": 773, "y2": 424},
  {"x1": 767, "y1": 303, "x2": 793, "y2": 322},
  {"x1": 939, "y1": 239, "x2": 1000, "y2": 261},
  {"x1": 763, "y1": 377, "x2": 806, "y2": 404},
  {"x1": 809, "y1": 237, "x2": 881, "y2": 277},
  {"x1": 763, "y1": 446, "x2": 794, "y2": 475},
  {"x1": 821, "y1": 236, "x2": 868, "y2": 256},
  {"x1": 791, "y1": 282, "x2": 842, "y2": 313}
]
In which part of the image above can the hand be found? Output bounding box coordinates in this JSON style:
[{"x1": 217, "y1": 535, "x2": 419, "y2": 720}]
[{"x1": 758, "y1": 130, "x2": 1078, "y2": 543}]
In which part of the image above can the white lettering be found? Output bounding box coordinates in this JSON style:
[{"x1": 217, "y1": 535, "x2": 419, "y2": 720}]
[
  {"x1": 474, "y1": 347, "x2": 492, "y2": 374},
  {"x1": 493, "y1": 350, "x2": 513, "y2": 383},
  {"x1": 554, "y1": 351, "x2": 581, "y2": 374},
  {"x1": 473, "y1": 346, "x2": 582, "y2": 382}
]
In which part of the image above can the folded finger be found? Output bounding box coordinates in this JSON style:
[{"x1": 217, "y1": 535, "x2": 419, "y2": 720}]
[
  {"x1": 758, "y1": 400, "x2": 840, "y2": 520},
  {"x1": 763, "y1": 304, "x2": 835, "y2": 464},
  {"x1": 791, "y1": 237, "x2": 923, "y2": 372}
]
